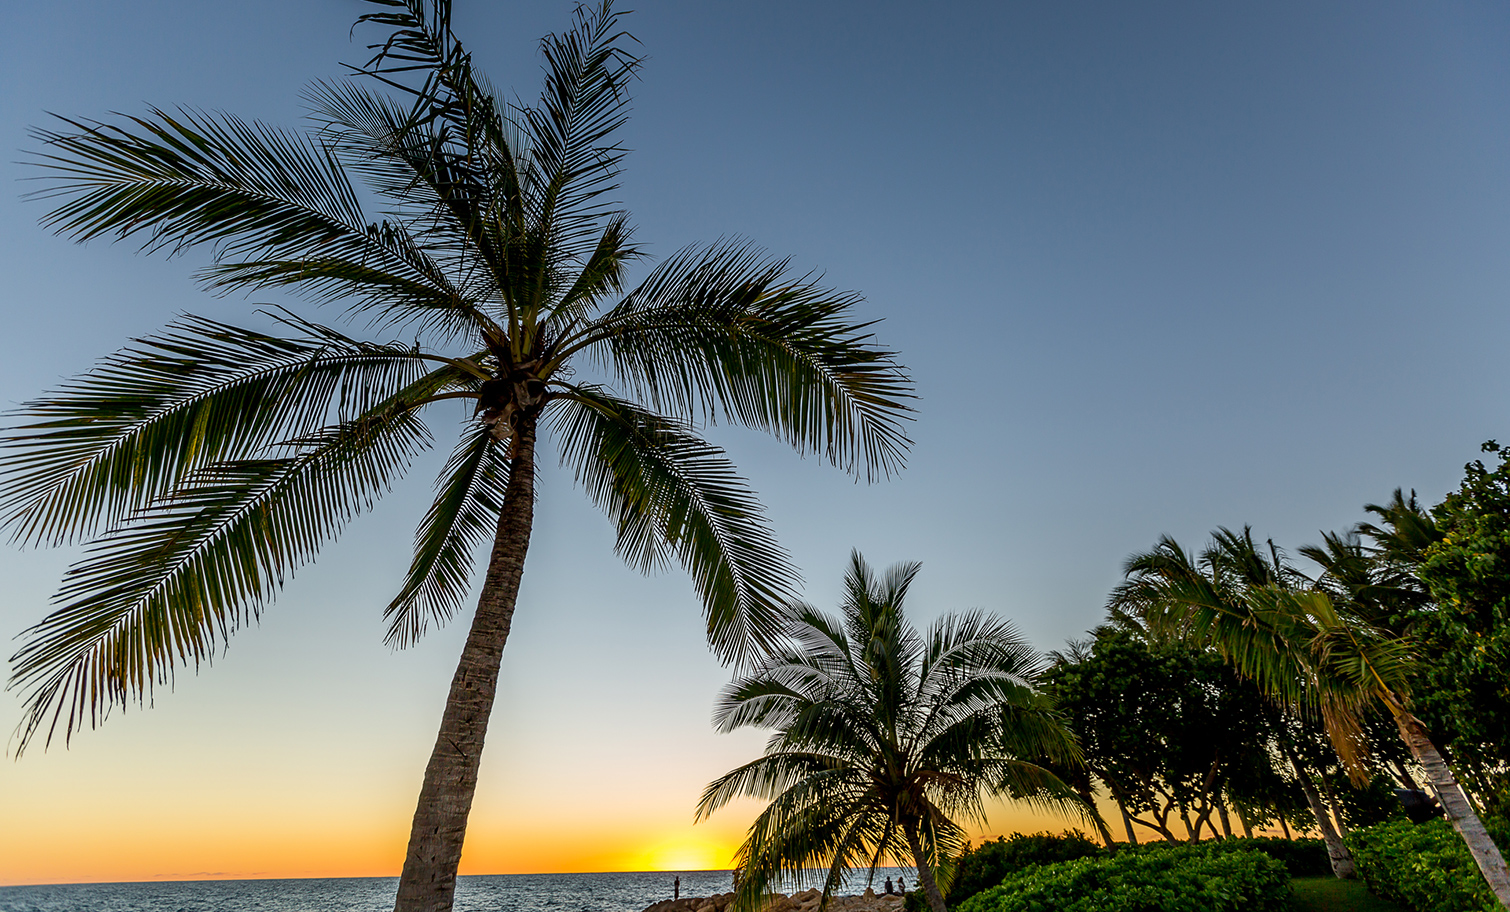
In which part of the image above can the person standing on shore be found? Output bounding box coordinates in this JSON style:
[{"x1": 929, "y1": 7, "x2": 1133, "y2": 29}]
[{"x1": 674, "y1": 877, "x2": 681, "y2": 900}]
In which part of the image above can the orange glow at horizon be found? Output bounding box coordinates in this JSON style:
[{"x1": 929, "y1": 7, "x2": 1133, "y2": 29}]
[{"x1": 1, "y1": 788, "x2": 1091, "y2": 887}]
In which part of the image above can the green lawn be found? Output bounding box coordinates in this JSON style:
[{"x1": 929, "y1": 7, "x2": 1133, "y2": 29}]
[{"x1": 1290, "y1": 877, "x2": 1405, "y2": 912}]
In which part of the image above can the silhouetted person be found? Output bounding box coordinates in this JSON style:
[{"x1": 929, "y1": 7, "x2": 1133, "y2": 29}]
[
  {"x1": 884, "y1": 878, "x2": 894, "y2": 895},
  {"x1": 898, "y1": 878, "x2": 906, "y2": 894},
  {"x1": 674, "y1": 877, "x2": 681, "y2": 900}
]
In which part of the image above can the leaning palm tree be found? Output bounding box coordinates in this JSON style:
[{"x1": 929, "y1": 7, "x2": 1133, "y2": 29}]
[
  {"x1": 1, "y1": 4, "x2": 912, "y2": 911},
  {"x1": 1111, "y1": 529, "x2": 1358, "y2": 878},
  {"x1": 697, "y1": 553, "x2": 1086, "y2": 912},
  {"x1": 1117, "y1": 529, "x2": 1510, "y2": 908}
]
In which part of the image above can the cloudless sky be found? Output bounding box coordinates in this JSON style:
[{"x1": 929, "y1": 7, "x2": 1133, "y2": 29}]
[{"x1": 3, "y1": 0, "x2": 1509, "y2": 887}]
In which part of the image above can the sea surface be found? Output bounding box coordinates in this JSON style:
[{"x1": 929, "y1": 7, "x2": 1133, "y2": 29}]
[{"x1": 0, "y1": 868, "x2": 919, "y2": 912}]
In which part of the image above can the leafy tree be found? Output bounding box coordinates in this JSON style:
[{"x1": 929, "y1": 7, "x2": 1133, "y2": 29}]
[
  {"x1": 1311, "y1": 451, "x2": 1510, "y2": 813},
  {"x1": 1411, "y1": 442, "x2": 1510, "y2": 808},
  {"x1": 1117, "y1": 527, "x2": 1510, "y2": 907},
  {"x1": 697, "y1": 553, "x2": 1085, "y2": 912},
  {"x1": 1044, "y1": 626, "x2": 1271, "y2": 845},
  {"x1": 1109, "y1": 531, "x2": 1359, "y2": 877},
  {"x1": 1, "y1": 4, "x2": 912, "y2": 910}
]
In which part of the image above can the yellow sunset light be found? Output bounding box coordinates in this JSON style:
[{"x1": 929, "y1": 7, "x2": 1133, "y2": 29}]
[{"x1": 644, "y1": 840, "x2": 729, "y2": 872}]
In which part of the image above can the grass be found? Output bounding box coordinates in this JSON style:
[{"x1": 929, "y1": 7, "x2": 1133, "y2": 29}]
[{"x1": 1290, "y1": 877, "x2": 1406, "y2": 912}]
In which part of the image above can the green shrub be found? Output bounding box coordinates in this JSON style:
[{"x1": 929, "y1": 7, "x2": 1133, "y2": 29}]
[
  {"x1": 1105, "y1": 835, "x2": 1327, "y2": 877},
  {"x1": 1192, "y1": 836, "x2": 1329, "y2": 877},
  {"x1": 946, "y1": 831, "x2": 1103, "y2": 905},
  {"x1": 954, "y1": 845, "x2": 1293, "y2": 912},
  {"x1": 1346, "y1": 819, "x2": 1510, "y2": 912}
]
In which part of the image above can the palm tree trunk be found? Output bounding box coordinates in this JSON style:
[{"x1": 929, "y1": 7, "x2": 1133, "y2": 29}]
[
  {"x1": 903, "y1": 820, "x2": 948, "y2": 912},
  {"x1": 1320, "y1": 776, "x2": 1350, "y2": 836},
  {"x1": 394, "y1": 421, "x2": 538, "y2": 912},
  {"x1": 1391, "y1": 709, "x2": 1510, "y2": 910},
  {"x1": 1118, "y1": 803, "x2": 1138, "y2": 844},
  {"x1": 1076, "y1": 785, "x2": 1115, "y2": 847},
  {"x1": 1279, "y1": 739, "x2": 1355, "y2": 879}
]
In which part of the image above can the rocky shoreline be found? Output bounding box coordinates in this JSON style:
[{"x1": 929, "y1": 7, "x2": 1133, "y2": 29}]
[{"x1": 643, "y1": 888, "x2": 907, "y2": 912}]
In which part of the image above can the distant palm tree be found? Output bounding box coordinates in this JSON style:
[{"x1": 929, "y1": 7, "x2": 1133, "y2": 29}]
[
  {"x1": 698, "y1": 553, "x2": 1085, "y2": 912},
  {"x1": 1116, "y1": 528, "x2": 1510, "y2": 908},
  {"x1": 1, "y1": 4, "x2": 912, "y2": 911}
]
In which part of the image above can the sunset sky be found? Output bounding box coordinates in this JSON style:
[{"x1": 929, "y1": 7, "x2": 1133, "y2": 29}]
[{"x1": 4, "y1": 0, "x2": 1510, "y2": 887}]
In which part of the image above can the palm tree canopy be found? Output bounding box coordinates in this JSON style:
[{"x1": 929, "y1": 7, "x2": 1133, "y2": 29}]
[
  {"x1": 698, "y1": 552, "x2": 1085, "y2": 911},
  {"x1": 1111, "y1": 527, "x2": 1416, "y2": 780},
  {"x1": 2, "y1": 0, "x2": 913, "y2": 752}
]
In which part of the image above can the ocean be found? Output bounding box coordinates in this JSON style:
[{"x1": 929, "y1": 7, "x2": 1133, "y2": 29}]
[{"x1": 0, "y1": 868, "x2": 920, "y2": 912}]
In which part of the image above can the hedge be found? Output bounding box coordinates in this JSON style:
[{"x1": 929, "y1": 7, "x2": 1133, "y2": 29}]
[
  {"x1": 945, "y1": 832, "x2": 1103, "y2": 904},
  {"x1": 1112, "y1": 836, "x2": 1329, "y2": 878},
  {"x1": 954, "y1": 844, "x2": 1293, "y2": 912},
  {"x1": 1346, "y1": 819, "x2": 1510, "y2": 912}
]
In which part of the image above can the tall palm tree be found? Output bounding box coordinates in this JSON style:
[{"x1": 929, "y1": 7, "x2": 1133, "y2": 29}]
[
  {"x1": 1110, "y1": 530, "x2": 1358, "y2": 877},
  {"x1": 1116, "y1": 528, "x2": 1510, "y2": 908},
  {"x1": 697, "y1": 553, "x2": 1086, "y2": 912},
  {"x1": 1, "y1": 4, "x2": 913, "y2": 911}
]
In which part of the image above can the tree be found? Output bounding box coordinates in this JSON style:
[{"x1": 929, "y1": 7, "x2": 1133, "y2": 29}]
[
  {"x1": 1117, "y1": 527, "x2": 1510, "y2": 907},
  {"x1": 1, "y1": 4, "x2": 912, "y2": 911},
  {"x1": 1044, "y1": 626, "x2": 1273, "y2": 845},
  {"x1": 1401, "y1": 443, "x2": 1510, "y2": 808},
  {"x1": 1110, "y1": 530, "x2": 1360, "y2": 878},
  {"x1": 696, "y1": 553, "x2": 1085, "y2": 912}
]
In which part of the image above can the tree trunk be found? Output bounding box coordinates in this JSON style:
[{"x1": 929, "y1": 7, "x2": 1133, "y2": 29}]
[
  {"x1": 1118, "y1": 802, "x2": 1139, "y2": 844},
  {"x1": 1216, "y1": 800, "x2": 1233, "y2": 839},
  {"x1": 1279, "y1": 739, "x2": 1355, "y2": 879},
  {"x1": 1235, "y1": 803, "x2": 1253, "y2": 839},
  {"x1": 904, "y1": 820, "x2": 948, "y2": 912},
  {"x1": 1320, "y1": 776, "x2": 1351, "y2": 836},
  {"x1": 394, "y1": 421, "x2": 538, "y2": 912},
  {"x1": 1077, "y1": 786, "x2": 1115, "y2": 847},
  {"x1": 1391, "y1": 709, "x2": 1510, "y2": 910},
  {"x1": 1278, "y1": 814, "x2": 1291, "y2": 840}
]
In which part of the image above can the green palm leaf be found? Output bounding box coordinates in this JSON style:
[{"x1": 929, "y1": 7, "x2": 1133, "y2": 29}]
[
  {"x1": 384, "y1": 424, "x2": 510, "y2": 647},
  {"x1": 572, "y1": 241, "x2": 913, "y2": 480},
  {"x1": 8, "y1": 409, "x2": 431, "y2": 751},
  {"x1": 0, "y1": 313, "x2": 432, "y2": 546},
  {"x1": 548, "y1": 386, "x2": 795, "y2": 663}
]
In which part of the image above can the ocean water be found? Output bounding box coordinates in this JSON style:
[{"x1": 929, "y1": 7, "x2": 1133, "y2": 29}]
[{"x1": 0, "y1": 868, "x2": 919, "y2": 912}]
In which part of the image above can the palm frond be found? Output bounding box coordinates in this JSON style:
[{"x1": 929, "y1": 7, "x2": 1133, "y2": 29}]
[
  {"x1": 7, "y1": 409, "x2": 431, "y2": 753},
  {"x1": 571, "y1": 241, "x2": 914, "y2": 481},
  {"x1": 548, "y1": 386, "x2": 796, "y2": 664},
  {"x1": 383, "y1": 424, "x2": 510, "y2": 647},
  {"x1": 0, "y1": 313, "x2": 431, "y2": 546},
  {"x1": 520, "y1": 0, "x2": 640, "y2": 268},
  {"x1": 31, "y1": 109, "x2": 357, "y2": 261}
]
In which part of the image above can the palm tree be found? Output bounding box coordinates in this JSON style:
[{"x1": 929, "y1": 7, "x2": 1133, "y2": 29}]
[
  {"x1": 1116, "y1": 528, "x2": 1510, "y2": 908},
  {"x1": 1, "y1": 4, "x2": 912, "y2": 911},
  {"x1": 697, "y1": 553, "x2": 1086, "y2": 912},
  {"x1": 1110, "y1": 530, "x2": 1359, "y2": 877}
]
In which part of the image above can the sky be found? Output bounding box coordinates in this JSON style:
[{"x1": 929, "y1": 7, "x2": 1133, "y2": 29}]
[{"x1": 2, "y1": 0, "x2": 1510, "y2": 888}]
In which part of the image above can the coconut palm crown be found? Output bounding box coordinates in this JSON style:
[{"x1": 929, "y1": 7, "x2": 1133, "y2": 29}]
[
  {"x1": 698, "y1": 553, "x2": 1086, "y2": 912},
  {"x1": 1, "y1": 3, "x2": 913, "y2": 910}
]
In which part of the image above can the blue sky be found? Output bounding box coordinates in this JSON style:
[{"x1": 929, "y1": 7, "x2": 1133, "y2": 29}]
[{"x1": 2, "y1": 0, "x2": 1509, "y2": 883}]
